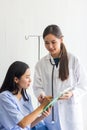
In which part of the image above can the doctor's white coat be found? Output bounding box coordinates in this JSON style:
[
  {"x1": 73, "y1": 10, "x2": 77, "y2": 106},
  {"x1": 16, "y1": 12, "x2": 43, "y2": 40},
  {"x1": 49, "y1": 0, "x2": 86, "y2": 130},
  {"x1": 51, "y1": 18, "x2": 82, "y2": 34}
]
[{"x1": 33, "y1": 53, "x2": 87, "y2": 130}]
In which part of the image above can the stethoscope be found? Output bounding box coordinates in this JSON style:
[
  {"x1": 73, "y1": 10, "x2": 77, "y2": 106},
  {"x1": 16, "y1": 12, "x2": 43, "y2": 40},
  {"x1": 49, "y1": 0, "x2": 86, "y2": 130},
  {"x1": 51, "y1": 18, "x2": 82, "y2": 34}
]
[{"x1": 50, "y1": 58, "x2": 56, "y2": 123}]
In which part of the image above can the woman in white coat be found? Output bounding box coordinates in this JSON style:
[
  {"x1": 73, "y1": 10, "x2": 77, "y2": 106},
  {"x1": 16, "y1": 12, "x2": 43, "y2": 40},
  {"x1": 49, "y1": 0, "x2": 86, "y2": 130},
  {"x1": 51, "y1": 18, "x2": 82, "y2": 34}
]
[{"x1": 33, "y1": 24, "x2": 87, "y2": 130}]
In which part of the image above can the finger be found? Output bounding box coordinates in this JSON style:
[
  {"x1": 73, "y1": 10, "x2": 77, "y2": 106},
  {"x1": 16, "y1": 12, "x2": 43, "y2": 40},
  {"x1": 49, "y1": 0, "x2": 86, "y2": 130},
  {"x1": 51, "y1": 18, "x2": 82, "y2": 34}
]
[
  {"x1": 40, "y1": 95, "x2": 45, "y2": 99},
  {"x1": 45, "y1": 96, "x2": 53, "y2": 101},
  {"x1": 38, "y1": 96, "x2": 45, "y2": 104},
  {"x1": 42, "y1": 110, "x2": 50, "y2": 116},
  {"x1": 46, "y1": 96, "x2": 53, "y2": 99}
]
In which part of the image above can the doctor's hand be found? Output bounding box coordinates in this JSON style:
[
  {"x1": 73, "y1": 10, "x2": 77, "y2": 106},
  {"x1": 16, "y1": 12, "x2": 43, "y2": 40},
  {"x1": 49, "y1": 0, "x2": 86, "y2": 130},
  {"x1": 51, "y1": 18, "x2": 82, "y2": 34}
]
[{"x1": 59, "y1": 91, "x2": 73, "y2": 100}]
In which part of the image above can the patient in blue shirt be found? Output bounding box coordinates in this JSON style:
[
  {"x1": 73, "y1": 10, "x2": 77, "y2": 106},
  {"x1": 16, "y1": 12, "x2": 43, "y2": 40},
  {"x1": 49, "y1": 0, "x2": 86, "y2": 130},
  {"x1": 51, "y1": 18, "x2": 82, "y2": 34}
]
[{"x1": 0, "y1": 61, "x2": 51, "y2": 130}]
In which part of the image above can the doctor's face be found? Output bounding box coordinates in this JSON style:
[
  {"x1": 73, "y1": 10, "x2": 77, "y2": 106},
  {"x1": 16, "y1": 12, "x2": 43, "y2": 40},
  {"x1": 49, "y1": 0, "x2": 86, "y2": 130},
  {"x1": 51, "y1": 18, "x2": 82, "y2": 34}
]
[
  {"x1": 44, "y1": 34, "x2": 62, "y2": 58},
  {"x1": 14, "y1": 68, "x2": 31, "y2": 90}
]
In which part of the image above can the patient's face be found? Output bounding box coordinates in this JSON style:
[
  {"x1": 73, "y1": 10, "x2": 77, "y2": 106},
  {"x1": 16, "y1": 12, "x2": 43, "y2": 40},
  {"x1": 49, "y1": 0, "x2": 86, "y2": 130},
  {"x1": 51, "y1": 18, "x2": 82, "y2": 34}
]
[{"x1": 15, "y1": 68, "x2": 31, "y2": 90}]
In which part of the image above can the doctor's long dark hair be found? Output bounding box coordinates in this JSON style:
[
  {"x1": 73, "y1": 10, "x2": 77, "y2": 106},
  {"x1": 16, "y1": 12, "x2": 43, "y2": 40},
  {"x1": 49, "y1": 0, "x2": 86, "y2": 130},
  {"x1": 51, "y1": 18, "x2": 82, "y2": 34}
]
[
  {"x1": 43, "y1": 25, "x2": 69, "y2": 81},
  {"x1": 0, "y1": 61, "x2": 29, "y2": 101}
]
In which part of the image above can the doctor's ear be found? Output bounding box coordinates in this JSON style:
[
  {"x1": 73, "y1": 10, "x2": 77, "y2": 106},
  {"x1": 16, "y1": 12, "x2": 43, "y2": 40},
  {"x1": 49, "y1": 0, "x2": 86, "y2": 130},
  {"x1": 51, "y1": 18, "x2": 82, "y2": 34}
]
[{"x1": 14, "y1": 77, "x2": 19, "y2": 83}]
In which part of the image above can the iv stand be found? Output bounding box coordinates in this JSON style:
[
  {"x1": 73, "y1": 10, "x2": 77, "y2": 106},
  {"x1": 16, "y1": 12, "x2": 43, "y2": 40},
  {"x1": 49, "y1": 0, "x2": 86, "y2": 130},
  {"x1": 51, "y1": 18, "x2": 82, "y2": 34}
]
[{"x1": 25, "y1": 35, "x2": 42, "y2": 61}]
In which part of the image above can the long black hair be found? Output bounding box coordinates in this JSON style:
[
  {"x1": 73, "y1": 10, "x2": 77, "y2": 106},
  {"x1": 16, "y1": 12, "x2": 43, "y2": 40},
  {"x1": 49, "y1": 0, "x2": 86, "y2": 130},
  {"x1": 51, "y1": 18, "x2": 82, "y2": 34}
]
[
  {"x1": 43, "y1": 25, "x2": 69, "y2": 81},
  {"x1": 0, "y1": 61, "x2": 29, "y2": 101}
]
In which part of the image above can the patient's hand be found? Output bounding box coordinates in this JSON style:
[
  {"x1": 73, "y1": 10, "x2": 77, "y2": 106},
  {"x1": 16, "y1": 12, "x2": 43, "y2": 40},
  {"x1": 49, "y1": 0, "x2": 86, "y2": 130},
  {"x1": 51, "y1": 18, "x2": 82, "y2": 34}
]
[
  {"x1": 38, "y1": 95, "x2": 53, "y2": 104},
  {"x1": 40, "y1": 96, "x2": 52, "y2": 110},
  {"x1": 42, "y1": 108, "x2": 51, "y2": 118}
]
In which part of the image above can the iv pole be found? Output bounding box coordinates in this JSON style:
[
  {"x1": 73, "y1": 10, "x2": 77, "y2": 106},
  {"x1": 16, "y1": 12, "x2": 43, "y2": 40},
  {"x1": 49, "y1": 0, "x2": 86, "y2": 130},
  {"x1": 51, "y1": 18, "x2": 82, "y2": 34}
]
[{"x1": 25, "y1": 35, "x2": 42, "y2": 61}]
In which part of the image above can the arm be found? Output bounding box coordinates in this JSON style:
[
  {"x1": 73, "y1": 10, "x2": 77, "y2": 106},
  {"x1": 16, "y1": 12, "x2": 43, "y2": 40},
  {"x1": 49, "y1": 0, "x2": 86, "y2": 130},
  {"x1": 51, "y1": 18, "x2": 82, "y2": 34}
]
[
  {"x1": 31, "y1": 108, "x2": 51, "y2": 128},
  {"x1": 18, "y1": 97, "x2": 51, "y2": 128},
  {"x1": 0, "y1": 92, "x2": 51, "y2": 129},
  {"x1": 18, "y1": 105, "x2": 43, "y2": 128}
]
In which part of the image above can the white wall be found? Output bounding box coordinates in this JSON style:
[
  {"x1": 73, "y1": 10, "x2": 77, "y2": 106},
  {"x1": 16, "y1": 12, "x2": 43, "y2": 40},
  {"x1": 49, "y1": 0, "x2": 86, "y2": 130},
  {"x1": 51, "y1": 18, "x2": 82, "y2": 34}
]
[{"x1": 0, "y1": 0, "x2": 87, "y2": 129}]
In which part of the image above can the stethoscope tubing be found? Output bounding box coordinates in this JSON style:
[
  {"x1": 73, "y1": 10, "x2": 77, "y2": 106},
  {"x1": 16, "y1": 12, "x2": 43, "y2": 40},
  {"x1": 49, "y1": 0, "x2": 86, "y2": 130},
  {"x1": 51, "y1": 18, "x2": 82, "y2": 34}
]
[{"x1": 50, "y1": 59, "x2": 56, "y2": 122}]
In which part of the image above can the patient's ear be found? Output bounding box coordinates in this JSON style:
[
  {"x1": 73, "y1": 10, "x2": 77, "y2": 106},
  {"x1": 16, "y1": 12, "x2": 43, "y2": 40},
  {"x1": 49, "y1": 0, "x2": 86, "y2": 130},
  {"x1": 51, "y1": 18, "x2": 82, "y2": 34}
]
[{"x1": 14, "y1": 77, "x2": 19, "y2": 83}]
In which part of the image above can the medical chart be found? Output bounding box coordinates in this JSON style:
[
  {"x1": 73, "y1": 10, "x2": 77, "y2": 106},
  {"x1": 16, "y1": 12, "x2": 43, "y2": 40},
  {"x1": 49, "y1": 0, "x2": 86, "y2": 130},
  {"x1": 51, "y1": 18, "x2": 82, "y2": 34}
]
[{"x1": 43, "y1": 87, "x2": 73, "y2": 112}]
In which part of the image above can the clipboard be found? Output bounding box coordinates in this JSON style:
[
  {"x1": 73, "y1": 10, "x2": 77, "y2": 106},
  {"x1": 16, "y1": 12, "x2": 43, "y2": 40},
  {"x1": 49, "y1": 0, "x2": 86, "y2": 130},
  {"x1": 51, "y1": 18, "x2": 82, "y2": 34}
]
[{"x1": 43, "y1": 87, "x2": 73, "y2": 112}]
